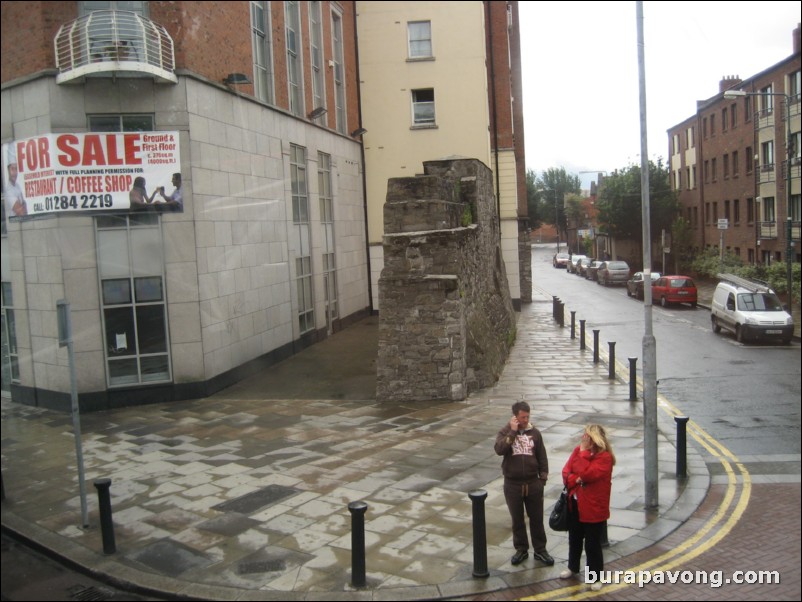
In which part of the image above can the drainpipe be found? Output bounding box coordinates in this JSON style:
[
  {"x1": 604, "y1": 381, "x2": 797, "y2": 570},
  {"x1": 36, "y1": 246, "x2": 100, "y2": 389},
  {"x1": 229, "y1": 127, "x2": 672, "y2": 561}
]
[{"x1": 486, "y1": 1, "x2": 501, "y2": 228}]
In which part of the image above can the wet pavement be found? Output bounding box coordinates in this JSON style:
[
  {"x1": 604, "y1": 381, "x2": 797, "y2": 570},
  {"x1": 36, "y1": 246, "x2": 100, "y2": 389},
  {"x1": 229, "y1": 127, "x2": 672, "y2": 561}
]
[{"x1": 0, "y1": 280, "x2": 798, "y2": 600}]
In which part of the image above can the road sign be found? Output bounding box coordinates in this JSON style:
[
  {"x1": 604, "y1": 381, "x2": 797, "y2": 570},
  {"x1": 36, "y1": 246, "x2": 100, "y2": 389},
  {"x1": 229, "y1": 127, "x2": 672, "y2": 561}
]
[{"x1": 717, "y1": 219, "x2": 729, "y2": 230}]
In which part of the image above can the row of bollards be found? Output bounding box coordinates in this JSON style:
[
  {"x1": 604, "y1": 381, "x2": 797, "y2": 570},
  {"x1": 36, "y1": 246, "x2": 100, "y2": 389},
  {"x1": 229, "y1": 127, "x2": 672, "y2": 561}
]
[{"x1": 552, "y1": 296, "x2": 691, "y2": 481}]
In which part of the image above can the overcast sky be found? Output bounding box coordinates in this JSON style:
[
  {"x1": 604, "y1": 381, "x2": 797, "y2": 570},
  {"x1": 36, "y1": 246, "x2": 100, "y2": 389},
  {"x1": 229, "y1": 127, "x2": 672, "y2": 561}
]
[{"x1": 519, "y1": 1, "x2": 801, "y2": 188}]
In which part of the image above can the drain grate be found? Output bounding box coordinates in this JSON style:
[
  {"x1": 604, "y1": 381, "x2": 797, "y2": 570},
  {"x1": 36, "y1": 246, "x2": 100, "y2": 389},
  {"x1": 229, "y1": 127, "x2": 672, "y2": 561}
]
[
  {"x1": 237, "y1": 558, "x2": 286, "y2": 574},
  {"x1": 67, "y1": 584, "x2": 114, "y2": 601}
]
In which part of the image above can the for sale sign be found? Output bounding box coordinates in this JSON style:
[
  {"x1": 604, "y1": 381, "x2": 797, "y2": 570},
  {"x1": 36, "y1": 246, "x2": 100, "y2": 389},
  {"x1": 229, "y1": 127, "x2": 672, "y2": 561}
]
[{"x1": 3, "y1": 132, "x2": 182, "y2": 219}]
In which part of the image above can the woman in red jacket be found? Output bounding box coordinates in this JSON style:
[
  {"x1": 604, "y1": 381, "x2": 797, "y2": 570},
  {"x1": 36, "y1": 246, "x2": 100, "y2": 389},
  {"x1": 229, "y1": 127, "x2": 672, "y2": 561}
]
[{"x1": 560, "y1": 424, "x2": 615, "y2": 591}]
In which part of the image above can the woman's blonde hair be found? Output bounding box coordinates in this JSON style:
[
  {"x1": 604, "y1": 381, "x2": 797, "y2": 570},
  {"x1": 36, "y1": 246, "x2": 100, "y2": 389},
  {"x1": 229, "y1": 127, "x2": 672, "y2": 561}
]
[{"x1": 585, "y1": 424, "x2": 616, "y2": 465}]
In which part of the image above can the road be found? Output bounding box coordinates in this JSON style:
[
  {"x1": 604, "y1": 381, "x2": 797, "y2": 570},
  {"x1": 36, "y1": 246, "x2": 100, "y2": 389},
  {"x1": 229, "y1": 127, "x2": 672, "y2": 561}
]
[{"x1": 531, "y1": 244, "x2": 801, "y2": 458}]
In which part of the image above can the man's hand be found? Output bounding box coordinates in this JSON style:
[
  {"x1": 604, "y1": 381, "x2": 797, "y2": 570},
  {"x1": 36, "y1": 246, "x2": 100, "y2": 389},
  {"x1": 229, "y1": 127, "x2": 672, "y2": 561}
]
[{"x1": 509, "y1": 416, "x2": 519, "y2": 431}]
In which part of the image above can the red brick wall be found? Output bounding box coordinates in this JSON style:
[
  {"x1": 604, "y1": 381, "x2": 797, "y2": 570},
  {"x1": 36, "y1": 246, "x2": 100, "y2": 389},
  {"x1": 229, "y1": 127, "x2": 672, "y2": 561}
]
[
  {"x1": 485, "y1": 1, "x2": 514, "y2": 151},
  {"x1": 1, "y1": 2, "x2": 76, "y2": 83}
]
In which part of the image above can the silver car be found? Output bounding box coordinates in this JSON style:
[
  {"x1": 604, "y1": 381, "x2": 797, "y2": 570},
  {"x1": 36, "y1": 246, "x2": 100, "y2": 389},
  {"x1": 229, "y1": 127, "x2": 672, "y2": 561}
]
[{"x1": 597, "y1": 260, "x2": 630, "y2": 286}]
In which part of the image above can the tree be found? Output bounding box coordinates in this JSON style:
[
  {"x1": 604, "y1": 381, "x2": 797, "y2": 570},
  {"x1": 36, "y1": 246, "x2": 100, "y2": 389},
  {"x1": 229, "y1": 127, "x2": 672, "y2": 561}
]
[
  {"x1": 525, "y1": 169, "x2": 543, "y2": 231},
  {"x1": 669, "y1": 216, "x2": 694, "y2": 273},
  {"x1": 533, "y1": 167, "x2": 581, "y2": 242},
  {"x1": 595, "y1": 160, "x2": 679, "y2": 254}
]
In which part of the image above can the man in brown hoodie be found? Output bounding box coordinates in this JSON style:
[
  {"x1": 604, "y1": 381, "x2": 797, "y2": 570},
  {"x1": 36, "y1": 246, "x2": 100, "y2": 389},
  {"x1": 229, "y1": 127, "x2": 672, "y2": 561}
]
[{"x1": 495, "y1": 401, "x2": 554, "y2": 566}]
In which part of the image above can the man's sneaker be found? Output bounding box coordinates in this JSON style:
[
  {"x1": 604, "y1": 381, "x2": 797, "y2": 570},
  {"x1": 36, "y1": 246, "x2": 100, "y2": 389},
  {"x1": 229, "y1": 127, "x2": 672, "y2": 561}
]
[
  {"x1": 510, "y1": 549, "x2": 529, "y2": 565},
  {"x1": 590, "y1": 582, "x2": 603, "y2": 592},
  {"x1": 533, "y1": 550, "x2": 555, "y2": 566},
  {"x1": 560, "y1": 569, "x2": 577, "y2": 579}
]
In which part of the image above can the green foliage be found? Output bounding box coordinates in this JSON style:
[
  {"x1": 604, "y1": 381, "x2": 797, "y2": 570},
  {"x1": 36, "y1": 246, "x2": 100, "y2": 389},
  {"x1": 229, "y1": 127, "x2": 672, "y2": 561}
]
[
  {"x1": 669, "y1": 216, "x2": 694, "y2": 273},
  {"x1": 595, "y1": 160, "x2": 679, "y2": 243},
  {"x1": 691, "y1": 248, "x2": 801, "y2": 303},
  {"x1": 461, "y1": 205, "x2": 473, "y2": 227},
  {"x1": 528, "y1": 167, "x2": 582, "y2": 241},
  {"x1": 525, "y1": 169, "x2": 542, "y2": 231}
]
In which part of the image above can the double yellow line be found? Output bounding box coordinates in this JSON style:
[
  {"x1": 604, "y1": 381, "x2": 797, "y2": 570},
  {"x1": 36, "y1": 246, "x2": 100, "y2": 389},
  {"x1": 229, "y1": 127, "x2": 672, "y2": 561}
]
[{"x1": 523, "y1": 391, "x2": 751, "y2": 600}]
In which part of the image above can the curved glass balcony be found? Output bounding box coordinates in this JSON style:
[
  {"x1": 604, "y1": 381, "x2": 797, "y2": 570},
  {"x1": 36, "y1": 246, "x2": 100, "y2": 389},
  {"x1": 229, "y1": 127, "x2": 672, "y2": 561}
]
[{"x1": 54, "y1": 10, "x2": 176, "y2": 84}]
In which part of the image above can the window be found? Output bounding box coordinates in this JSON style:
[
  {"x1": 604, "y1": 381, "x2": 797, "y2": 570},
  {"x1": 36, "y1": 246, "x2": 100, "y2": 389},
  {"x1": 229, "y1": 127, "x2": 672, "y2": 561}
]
[
  {"x1": 672, "y1": 134, "x2": 680, "y2": 155},
  {"x1": 734, "y1": 199, "x2": 740, "y2": 225},
  {"x1": 723, "y1": 154, "x2": 729, "y2": 178},
  {"x1": 703, "y1": 117, "x2": 708, "y2": 139},
  {"x1": 710, "y1": 113, "x2": 715, "y2": 135},
  {"x1": 331, "y1": 9, "x2": 346, "y2": 134},
  {"x1": 731, "y1": 103, "x2": 737, "y2": 128},
  {"x1": 309, "y1": 1, "x2": 325, "y2": 117},
  {"x1": 732, "y1": 151, "x2": 739, "y2": 176},
  {"x1": 722, "y1": 107, "x2": 728, "y2": 131},
  {"x1": 412, "y1": 88, "x2": 435, "y2": 126},
  {"x1": 685, "y1": 168, "x2": 691, "y2": 190},
  {"x1": 686, "y1": 127, "x2": 694, "y2": 149},
  {"x1": 761, "y1": 141, "x2": 774, "y2": 169},
  {"x1": 96, "y1": 214, "x2": 170, "y2": 386},
  {"x1": 747, "y1": 198, "x2": 754, "y2": 224},
  {"x1": 713, "y1": 202, "x2": 718, "y2": 220},
  {"x1": 291, "y1": 145, "x2": 314, "y2": 334},
  {"x1": 746, "y1": 147, "x2": 753, "y2": 173},
  {"x1": 1, "y1": 282, "x2": 19, "y2": 387},
  {"x1": 251, "y1": 1, "x2": 275, "y2": 104},
  {"x1": 705, "y1": 202, "x2": 710, "y2": 224},
  {"x1": 704, "y1": 160, "x2": 709, "y2": 183},
  {"x1": 790, "y1": 70, "x2": 801, "y2": 103},
  {"x1": 408, "y1": 21, "x2": 432, "y2": 59},
  {"x1": 760, "y1": 84, "x2": 774, "y2": 114},
  {"x1": 745, "y1": 96, "x2": 752, "y2": 122},
  {"x1": 712, "y1": 158, "x2": 717, "y2": 181},
  {"x1": 88, "y1": 114, "x2": 154, "y2": 131},
  {"x1": 285, "y1": 1, "x2": 303, "y2": 117},
  {"x1": 791, "y1": 194, "x2": 801, "y2": 222},
  {"x1": 692, "y1": 166, "x2": 697, "y2": 189},
  {"x1": 791, "y1": 132, "x2": 801, "y2": 164},
  {"x1": 318, "y1": 152, "x2": 338, "y2": 331},
  {"x1": 763, "y1": 196, "x2": 776, "y2": 222},
  {"x1": 724, "y1": 200, "x2": 730, "y2": 220}
]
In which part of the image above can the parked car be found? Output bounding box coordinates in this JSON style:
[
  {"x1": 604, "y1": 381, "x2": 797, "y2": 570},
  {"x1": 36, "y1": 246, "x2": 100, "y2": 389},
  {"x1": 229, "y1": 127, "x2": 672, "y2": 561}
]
[
  {"x1": 596, "y1": 260, "x2": 630, "y2": 286},
  {"x1": 651, "y1": 275, "x2": 698, "y2": 308},
  {"x1": 553, "y1": 252, "x2": 571, "y2": 269},
  {"x1": 567, "y1": 254, "x2": 588, "y2": 274},
  {"x1": 576, "y1": 257, "x2": 593, "y2": 278},
  {"x1": 585, "y1": 260, "x2": 604, "y2": 281},
  {"x1": 626, "y1": 271, "x2": 660, "y2": 300},
  {"x1": 711, "y1": 273, "x2": 793, "y2": 344}
]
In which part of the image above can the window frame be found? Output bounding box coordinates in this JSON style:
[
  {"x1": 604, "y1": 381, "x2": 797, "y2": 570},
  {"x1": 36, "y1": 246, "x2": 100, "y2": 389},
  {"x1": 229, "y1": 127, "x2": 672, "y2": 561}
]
[
  {"x1": 411, "y1": 88, "x2": 436, "y2": 127},
  {"x1": 407, "y1": 20, "x2": 433, "y2": 59}
]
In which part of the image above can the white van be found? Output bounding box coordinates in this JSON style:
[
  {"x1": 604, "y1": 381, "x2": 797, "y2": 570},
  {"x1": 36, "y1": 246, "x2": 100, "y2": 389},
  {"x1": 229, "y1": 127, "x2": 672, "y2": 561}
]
[{"x1": 711, "y1": 274, "x2": 794, "y2": 345}]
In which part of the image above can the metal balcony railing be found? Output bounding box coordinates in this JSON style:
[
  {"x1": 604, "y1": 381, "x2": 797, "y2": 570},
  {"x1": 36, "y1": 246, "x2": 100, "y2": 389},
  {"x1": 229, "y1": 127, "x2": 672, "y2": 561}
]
[
  {"x1": 54, "y1": 10, "x2": 176, "y2": 84},
  {"x1": 758, "y1": 221, "x2": 778, "y2": 239}
]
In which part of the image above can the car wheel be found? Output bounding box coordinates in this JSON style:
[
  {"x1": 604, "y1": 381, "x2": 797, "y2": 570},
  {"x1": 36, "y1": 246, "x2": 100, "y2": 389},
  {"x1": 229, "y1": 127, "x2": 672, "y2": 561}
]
[
  {"x1": 782, "y1": 338, "x2": 792, "y2": 346},
  {"x1": 661, "y1": 296, "x2": 668, "y2": 307},
  {"x1": 735, "y1": 325, "x2": 744, "y2": 343},
  {"x1": 711, "y1": 316, "x2": 721, "y2": 333},
  {"x1": 691, "y1": 301, "x2": 697, "y2": 309}
]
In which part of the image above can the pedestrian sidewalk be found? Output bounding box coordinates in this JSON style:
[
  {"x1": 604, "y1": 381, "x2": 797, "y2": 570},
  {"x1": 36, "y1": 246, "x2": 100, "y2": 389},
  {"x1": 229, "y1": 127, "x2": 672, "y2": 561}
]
[{"x1": 1, "y1": 290, "x2": 708, "y2": 600}]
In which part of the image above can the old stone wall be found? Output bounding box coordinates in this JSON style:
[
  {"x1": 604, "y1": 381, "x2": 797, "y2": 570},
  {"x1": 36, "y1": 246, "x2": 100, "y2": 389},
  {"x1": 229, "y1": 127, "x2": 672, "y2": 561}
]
[{"x1": 377, "y1": 158, "x2": 516, "y2": 402}]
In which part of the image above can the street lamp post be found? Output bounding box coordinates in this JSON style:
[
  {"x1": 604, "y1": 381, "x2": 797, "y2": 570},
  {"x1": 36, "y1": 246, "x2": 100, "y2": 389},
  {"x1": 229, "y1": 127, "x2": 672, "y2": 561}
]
[{"x1": 724, "y1": 89, "x2": 795, "y2": 315}]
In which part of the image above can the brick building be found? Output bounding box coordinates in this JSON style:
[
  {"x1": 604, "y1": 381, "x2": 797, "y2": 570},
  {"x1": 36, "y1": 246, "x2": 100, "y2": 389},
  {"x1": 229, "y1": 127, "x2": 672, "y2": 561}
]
[
  {"x1": 1, "y1": 1, "x2": 370, "y2": 409},
  {"x1": 668, "y1": 24, "x2": 801, "y2": 266}
]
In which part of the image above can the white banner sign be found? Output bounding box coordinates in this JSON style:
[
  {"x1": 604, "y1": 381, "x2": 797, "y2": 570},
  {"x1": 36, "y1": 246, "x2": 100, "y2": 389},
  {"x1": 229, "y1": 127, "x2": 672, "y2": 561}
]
[{"x1": 3, "y1": 131, "x2": 182, "y2": 219}]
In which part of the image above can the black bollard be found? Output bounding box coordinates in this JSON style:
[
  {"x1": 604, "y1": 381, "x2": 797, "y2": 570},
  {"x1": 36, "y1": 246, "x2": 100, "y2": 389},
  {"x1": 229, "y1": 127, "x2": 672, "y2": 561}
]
[
  {"x1": 553, "y1": 296, "x2": 559, "y2": 320},
  {"x1": 558, "y1": 302, "x2": 565, "y2": 327},
  {"x1": 93, "y1": 478, "x2": 116, "y2": 555},
  {"x1": 608, "y1": 342, "x2": 616, "y2": 379},
  {"x1": 579, "y1": 320, "x2": 586, "y2": 350},
  {"x1": 348, "y1": 501, "x2": 368, "y2": 587},
  {"x1": 629, "y1": 357, "x2": 638, "y2": 401},
  {"x1": 469, "y1": 490, "x2": 489, "y2": 578},
  {"x1": 675, "y1": 416, "x2": 690, "y2": 478},
  {"x1": 593, "y1": 330, "x2": 600, "y2": 363},
  {"x1": 570, "y1": 311, "x2": 576, "y2": 339}
]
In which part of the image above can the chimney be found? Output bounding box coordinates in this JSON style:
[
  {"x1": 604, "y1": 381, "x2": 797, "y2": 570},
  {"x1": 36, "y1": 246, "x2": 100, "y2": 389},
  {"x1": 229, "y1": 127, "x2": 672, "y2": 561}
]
[
  {"x1": 794, "y1": 23, "x2": 801, "y2": 55},
  {"x1": 719, "y1": 76, "x2": 742, "y2": 94}
]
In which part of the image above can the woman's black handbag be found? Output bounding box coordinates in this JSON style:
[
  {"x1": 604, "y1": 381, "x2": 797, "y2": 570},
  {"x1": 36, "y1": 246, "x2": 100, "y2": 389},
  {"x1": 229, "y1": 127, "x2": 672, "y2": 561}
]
[{"x1": 549, "y1": 488, "x2": 569, "y2": 531}]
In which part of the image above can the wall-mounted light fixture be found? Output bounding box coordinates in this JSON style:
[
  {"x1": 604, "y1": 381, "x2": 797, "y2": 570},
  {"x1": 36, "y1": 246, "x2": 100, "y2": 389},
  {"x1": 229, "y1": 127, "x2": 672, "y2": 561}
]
[
  {"x1": 223, "y1": 73, "x2": 251, "y2": 85},
  {"x1": 309, "y1": 107, "x2": 327, "y2": 120},
  {"x1": 351, "y1": 127, "x2": 368, "y2": 137}
]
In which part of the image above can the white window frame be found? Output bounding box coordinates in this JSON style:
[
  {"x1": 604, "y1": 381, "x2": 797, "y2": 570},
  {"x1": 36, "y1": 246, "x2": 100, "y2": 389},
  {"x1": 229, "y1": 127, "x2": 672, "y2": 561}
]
[
  {"x1": 408, "y1": 20, "x2": 432, "y2": 59},
  {"x1": 309, "y1": 1, "x2": 325, "y2": 119},
  {"x1": 331, "y1": 8, "x2": 346, "y2": 134},
  {"x1": 411, "y1": 88, "x2": 436, "y2": 126},
  {"x1": 251, "y1": 1, "x2": 275, "y2": 104},
  {"x1": 285, "y1": 1, "x2": 304, "y2": 117},
  {"x1": 291, "y1": 145, "x2": 314, "y2": 334}
]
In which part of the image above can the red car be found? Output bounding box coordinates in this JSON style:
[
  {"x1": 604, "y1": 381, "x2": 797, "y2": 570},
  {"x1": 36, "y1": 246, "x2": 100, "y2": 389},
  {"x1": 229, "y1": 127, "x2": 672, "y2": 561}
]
[{"x1": 651, "y1": 275, "x2": 697, "y2": 308}]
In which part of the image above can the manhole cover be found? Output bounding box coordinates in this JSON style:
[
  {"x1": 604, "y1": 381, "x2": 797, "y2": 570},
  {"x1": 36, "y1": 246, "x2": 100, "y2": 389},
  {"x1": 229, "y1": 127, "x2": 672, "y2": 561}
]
[{"x1": 237, "y1": 559, "x2": 286, "y2": 574}]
